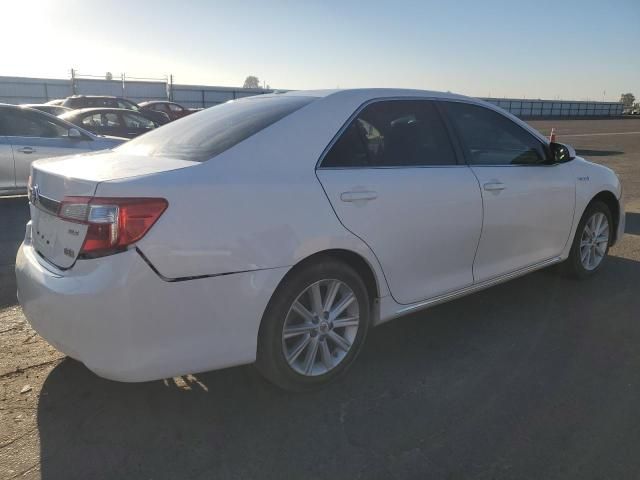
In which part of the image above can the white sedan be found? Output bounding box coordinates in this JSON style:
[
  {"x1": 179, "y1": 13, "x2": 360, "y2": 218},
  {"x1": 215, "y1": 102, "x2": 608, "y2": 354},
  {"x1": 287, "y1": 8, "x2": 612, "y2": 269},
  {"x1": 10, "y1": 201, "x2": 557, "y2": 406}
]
[{"x1": 15, "y1": 89, "x2": 624, "y2": 390}]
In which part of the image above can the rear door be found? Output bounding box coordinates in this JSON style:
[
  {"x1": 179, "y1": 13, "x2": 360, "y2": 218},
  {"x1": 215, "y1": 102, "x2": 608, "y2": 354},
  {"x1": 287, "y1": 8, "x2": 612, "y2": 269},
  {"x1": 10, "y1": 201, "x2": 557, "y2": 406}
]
[
  {"x1": 5, "y1": 109, "x2": 94, "y2": 189},
  {"x1": 317, "y1": 99, "x2": 483, "y2": 305},
  {"x1": 441, "y1": 101, "x2": 575, "y2": 281}
]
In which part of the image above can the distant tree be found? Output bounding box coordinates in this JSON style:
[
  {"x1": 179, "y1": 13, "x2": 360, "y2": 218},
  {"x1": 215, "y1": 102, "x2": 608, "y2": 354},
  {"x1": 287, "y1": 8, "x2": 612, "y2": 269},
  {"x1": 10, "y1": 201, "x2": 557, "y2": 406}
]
[
  {"x1": 620, "y1": 93, "x2": 635, "y2": 107},
  {"x1": 243, "y1": 76, "x2": 260, "y2": 89}
]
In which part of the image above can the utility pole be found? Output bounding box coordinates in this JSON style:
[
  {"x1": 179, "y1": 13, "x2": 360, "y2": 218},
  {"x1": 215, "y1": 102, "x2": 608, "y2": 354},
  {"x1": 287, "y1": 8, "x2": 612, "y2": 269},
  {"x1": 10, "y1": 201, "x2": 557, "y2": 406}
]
[{"x1": 70, "y1": 68, "x2": 77, "y2": 95}]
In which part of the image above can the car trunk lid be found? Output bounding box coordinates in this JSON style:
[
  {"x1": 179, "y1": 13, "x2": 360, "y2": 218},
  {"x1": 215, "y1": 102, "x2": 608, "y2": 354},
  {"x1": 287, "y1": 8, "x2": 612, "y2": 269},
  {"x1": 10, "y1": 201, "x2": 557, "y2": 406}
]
[{"x1": 29, "y1": 151, "x2": 197, "y2": 269}]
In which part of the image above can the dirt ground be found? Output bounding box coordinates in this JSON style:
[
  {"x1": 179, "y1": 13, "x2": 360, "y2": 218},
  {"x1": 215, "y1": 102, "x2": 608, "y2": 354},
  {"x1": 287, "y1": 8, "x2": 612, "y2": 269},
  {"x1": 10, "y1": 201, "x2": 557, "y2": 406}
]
[{"x1": 1, "y1": 118, "x2": 640, "y2": 479}]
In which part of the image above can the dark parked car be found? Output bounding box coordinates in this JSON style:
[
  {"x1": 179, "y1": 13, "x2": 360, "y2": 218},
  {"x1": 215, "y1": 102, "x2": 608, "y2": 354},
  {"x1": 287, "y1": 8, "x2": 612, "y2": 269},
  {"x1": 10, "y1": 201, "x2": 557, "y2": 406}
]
[
  {"x1": 139, "y1": 101, "x2": 193, "y2": 121},
  {"x1": 61, "y1": 95, "x2": 170, "y2": 125},
  {"x1": 21, "y1": 104, "x2": 71, "y2": 116},
  {"x1": 59, "y1": 108, "x2": 160, "y2": 139}
]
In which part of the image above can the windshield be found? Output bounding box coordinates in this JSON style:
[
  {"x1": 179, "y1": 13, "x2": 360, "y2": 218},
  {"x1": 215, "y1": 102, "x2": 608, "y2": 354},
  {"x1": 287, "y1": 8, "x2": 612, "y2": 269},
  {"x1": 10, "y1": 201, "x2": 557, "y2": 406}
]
[{"x1": 116, "y1": 95, "x2": 315, "y2": 161}]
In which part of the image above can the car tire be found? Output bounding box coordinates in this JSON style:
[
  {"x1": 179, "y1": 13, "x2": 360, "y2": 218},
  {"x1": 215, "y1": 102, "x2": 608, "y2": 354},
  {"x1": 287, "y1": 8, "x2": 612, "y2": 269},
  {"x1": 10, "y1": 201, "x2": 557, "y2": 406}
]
[
  {"x1": 256, "y1": 258, "x2": 370, "y2": 391},
  {"x1": 562, "y1": 200, "x2": 613, "y2": 278}
]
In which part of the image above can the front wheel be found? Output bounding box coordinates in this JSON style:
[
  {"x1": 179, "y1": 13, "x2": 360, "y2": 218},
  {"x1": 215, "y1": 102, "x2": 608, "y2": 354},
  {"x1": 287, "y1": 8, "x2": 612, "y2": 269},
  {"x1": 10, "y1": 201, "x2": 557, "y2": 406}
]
[
  {"x1": 256, "y1": 259, "x2": 370, "y2": 391},
  {"x1": 563, "y1": 200, "x2": 613, "y2": 278}
]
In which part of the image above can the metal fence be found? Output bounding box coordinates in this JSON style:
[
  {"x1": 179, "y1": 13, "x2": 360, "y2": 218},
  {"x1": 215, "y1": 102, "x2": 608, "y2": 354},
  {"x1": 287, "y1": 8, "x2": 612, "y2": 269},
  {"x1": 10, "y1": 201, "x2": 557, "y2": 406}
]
[
  {"x1": 481, "y1": 97, "x2": 624, "y2": 118},
  {"x1": 0, "y1": 75, "x2": 625, "y2": 117},
  {"x1": 0, "y1": 75, "x2": 273, "y2": 108}
]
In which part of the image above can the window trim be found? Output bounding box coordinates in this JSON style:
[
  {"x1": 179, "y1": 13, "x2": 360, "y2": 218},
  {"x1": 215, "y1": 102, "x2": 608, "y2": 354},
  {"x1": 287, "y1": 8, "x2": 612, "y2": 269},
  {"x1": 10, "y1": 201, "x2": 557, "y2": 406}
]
[
  {"x1": 316, "y1": 97, "x2": 466, "y2": 170},
  {"x1": 438, "y1": 99, "x2": 556, "y2": 168}
]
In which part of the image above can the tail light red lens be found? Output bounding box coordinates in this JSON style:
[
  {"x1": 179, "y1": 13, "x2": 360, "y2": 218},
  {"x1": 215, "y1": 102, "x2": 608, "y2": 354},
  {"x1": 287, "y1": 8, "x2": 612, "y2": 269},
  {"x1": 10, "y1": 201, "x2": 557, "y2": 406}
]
[{"x1": 58, "y1": 197, "x2": 168, "y2": 256}]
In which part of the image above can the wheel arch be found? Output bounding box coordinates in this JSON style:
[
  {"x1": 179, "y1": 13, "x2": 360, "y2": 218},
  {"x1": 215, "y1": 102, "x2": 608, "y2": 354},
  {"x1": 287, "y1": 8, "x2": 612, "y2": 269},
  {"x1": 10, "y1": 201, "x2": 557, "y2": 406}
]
[
  {"x1": 589, "y1": 190, "x2": 621, "y2": 245},
  {"x1": 257, "y1": 248, "x2": 383, "y2": 338},
  {"x1": 286, "y1": 249, "x2": 380, "y2": 304}
]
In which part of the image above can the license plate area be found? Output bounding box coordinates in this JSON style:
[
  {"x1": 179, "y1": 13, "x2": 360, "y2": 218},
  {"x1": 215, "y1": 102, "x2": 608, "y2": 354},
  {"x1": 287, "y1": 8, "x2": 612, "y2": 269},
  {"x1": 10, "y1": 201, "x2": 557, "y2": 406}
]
[
  {"x1": 30, "y1": 207, "x2": 88, "y2": 269},
  {"x1": 32, "y1": 209, "x2": 59, "y2": 260}
]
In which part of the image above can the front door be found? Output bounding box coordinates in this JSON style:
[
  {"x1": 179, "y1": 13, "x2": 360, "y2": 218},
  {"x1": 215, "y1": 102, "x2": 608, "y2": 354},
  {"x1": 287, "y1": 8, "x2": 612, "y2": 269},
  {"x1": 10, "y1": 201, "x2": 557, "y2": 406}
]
[
  {"x1": 0, "y1": 136, "x2": 15, "y2": 190},
  {"x1": 441, "y1": 101, "x2": 576, "y2": 282},
  {"x1": 317, "y1": 99, "x2": 483, "y2": 305}
]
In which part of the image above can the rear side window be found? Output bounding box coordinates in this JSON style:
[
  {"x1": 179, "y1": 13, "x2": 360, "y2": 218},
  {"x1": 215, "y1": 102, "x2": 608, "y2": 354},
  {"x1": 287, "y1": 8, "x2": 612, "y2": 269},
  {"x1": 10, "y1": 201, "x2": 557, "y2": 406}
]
[
  {"x1": 0, "y1": 109, "x2": 67, "y2": 137},
  {"x1": 117, "y1": 96, "x2": 315, "y2": 162},
  {"x1": 442, "y1": 102, "x2": 548, "y2": 165},
  {"x1": 322, "y1": 100, "x2": 457, "y2": 168}
]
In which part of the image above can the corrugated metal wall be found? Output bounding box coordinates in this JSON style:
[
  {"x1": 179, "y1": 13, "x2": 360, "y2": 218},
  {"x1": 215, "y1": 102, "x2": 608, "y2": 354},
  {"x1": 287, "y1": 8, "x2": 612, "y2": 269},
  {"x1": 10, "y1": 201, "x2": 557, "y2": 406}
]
[
  {"x1": 0, "y1": 76, "x2": 271, "y2": 108},
  {"x1": 0, "y1": 75, "x2": 625, "y2": 117},
  {"x1": 481, "y1": 97, "x2": 624, "y2": 117}
]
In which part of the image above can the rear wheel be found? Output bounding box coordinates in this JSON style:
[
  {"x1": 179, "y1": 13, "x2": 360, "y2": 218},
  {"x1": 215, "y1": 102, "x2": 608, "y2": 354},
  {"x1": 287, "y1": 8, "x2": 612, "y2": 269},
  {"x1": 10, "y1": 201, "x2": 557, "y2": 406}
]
[
  {"x1": 256, "y1": 259, "x2": 370, "y2": 391},
  {"x1": 563, "y1": 201, "x2": 612, "y2": 278}
]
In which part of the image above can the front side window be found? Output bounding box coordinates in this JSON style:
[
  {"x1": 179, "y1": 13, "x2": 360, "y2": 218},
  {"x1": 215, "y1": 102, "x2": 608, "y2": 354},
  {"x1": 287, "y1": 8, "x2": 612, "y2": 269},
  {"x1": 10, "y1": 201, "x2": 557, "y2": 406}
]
[
  {"x1": 168, "y1": 103, "x2": 184, "y2": 112},
  {"x1": 81, "y1": 113, "x2": 120, "y2": 128},
  {"x1": 0, "y1": 109, "x2": 67, "y2": 137},
  {"x1": 322, "y1": 100, "x2": 457, "y2": 168},
  {"x1": 117, "y1": 95, "x2": 315, "y2": 162},
  {"x1": 123, "y1": 113, "x2": 155, "y2": 129},
  {"x1": 442, "y1": 102, "x2": 548, "y2": 166},
  {"x1": 117, "y1": 99, "x2": 139, "y2": 111},
  {"x1": 151, "y1": 103, "x2": 168, "y2": 112}
]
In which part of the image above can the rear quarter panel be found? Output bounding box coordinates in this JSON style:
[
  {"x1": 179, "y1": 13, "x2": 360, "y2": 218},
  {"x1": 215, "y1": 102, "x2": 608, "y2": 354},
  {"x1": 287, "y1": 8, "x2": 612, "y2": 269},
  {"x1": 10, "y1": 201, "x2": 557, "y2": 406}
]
[{"x1": 95, "y1": 93, "x2": 391, "y2": 296}]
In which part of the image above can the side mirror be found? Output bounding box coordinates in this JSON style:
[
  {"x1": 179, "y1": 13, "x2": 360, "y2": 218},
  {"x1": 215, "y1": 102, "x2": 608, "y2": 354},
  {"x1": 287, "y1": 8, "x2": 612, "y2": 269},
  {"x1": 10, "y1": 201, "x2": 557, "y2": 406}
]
[
  {"x1": 550, "y1": 142, "x2": 575, "y2": 163},
  {"x1": 68, "y1": 127, "x2": 83, "y2": 139}
]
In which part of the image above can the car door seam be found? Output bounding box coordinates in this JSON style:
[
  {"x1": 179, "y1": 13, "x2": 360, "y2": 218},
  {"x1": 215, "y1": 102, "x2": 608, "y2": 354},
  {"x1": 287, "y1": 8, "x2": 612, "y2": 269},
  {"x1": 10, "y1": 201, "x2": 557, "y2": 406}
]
[{"x1": 313, "y1": 169, "x2": 394, "y2": 302}]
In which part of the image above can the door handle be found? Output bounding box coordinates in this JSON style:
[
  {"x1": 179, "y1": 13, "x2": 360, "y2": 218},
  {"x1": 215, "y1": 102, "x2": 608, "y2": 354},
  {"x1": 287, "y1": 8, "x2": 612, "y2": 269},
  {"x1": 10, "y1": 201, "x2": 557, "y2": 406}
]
[
  {"x1": 340, "y1": 191, "x2": 378, "y2": 203},
  {"x1": 17, "y1": 146, "x2": 35, "y2": 154},
  {"x1": 483, "y1": 182, "x2": 505, "y2": 192}
]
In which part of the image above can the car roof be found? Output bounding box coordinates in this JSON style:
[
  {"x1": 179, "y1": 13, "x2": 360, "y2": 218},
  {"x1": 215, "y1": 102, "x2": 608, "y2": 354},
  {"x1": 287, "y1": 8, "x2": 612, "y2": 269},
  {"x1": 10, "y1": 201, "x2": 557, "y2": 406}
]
[
  {"x1": 139, "y1": 100, "x2": 178, "y2": 105},
  {"x1": 63, "y1": 107, "x2": 141, "y2": 115},
  {"x1": 67, "y1": 95, "x2": 121, "y2": 99},
  {"x1": 263, "y1": 88, "x2": 470, "y2": 101}
]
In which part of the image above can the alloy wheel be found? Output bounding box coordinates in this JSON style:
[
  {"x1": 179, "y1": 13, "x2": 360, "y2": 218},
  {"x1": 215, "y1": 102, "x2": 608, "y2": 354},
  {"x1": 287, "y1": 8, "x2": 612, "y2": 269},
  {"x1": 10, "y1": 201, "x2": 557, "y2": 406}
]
[
  {"x1": 579, "y1": 212, "x2": 610, "y2": 271},
  {"x1": 282, "y1": 279, "x2": 360, "y2": 376}
]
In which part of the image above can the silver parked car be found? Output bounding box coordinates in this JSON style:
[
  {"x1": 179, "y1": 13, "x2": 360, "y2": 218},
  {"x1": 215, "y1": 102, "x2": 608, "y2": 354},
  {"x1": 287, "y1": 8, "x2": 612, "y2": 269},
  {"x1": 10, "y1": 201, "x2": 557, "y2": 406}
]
[{"x1": 0, "y1": 104, "x2": 126, "y2": 195}]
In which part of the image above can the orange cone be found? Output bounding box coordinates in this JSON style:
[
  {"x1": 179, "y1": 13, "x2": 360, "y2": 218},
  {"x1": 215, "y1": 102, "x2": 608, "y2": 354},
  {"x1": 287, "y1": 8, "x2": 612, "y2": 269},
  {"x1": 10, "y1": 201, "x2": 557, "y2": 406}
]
[{"x1": 549, "y1": 128, "x2": 556, "y2": 143}]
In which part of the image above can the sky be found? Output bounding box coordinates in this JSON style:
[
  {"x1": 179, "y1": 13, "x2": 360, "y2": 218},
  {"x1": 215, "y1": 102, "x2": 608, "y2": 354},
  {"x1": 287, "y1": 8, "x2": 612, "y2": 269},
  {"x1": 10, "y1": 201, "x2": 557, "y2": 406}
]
[{"x1": 2, "y1": 0, "x2": 638, "y2": 101}]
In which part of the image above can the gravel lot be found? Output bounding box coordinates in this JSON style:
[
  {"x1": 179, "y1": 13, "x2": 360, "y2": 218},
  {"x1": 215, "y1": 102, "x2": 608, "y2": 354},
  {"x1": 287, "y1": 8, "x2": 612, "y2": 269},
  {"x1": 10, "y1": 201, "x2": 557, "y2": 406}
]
[{"x1": 1, "y1": 118, "x2": 640, "y2": 480}]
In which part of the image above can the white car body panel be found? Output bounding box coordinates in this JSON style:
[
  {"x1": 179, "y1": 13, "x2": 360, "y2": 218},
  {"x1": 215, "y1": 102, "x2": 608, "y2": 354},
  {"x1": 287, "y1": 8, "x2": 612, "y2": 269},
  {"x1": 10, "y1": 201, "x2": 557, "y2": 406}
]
[
  {"x1": 16, "y1": 229, "x2": 289, "y2": 382},
  {"x1": 317, "y1": 166, "x2": 482, "y2": 304},
  {"x1": 470, "y1": 162, "x2": 576, "y2": 282},
  {"x1": 14, "y1": 88, "x2": 625, "y2": 382}
]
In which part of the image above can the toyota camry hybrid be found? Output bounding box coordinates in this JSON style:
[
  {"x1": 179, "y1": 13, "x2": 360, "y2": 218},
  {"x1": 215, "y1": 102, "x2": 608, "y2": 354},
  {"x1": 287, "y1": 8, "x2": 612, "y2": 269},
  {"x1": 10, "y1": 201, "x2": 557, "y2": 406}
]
[{"x1": 15, "y1": 89, "x2": 624, "y2": 390}]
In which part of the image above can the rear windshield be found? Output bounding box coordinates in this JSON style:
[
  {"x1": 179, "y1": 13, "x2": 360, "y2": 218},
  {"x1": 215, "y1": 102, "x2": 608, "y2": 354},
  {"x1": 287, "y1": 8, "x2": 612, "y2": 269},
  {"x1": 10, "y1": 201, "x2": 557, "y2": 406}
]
[{"x1": 116, "y1": 95, "x2": 315, "y2": 162}]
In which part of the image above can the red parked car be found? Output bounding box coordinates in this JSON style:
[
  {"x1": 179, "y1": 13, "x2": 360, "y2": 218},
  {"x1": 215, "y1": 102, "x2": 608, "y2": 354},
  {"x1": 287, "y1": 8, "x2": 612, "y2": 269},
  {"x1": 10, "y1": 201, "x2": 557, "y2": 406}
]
[{"x1": 138, "y1": 101, "x2": 193, "y2": 121}]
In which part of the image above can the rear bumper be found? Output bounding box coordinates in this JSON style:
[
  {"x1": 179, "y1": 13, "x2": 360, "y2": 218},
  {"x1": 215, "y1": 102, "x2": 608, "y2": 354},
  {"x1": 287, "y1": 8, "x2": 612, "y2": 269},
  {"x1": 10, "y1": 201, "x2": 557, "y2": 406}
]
[{"x1": 15, "y1": 233, "x2": 288, "y2": 382}]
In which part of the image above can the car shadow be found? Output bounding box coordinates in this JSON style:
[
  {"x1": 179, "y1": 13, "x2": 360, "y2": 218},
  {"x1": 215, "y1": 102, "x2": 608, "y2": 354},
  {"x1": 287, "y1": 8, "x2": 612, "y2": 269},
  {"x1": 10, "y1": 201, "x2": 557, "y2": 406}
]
[
  {"x1": 36, "y1": 254, "x2": 640, "y2": 479},
  {"x1": 576, "y1": 149, "x2": 624, "y2": 157},
  {"x1": 0, "y1": 196, "x2": 29, "y2": 308}
]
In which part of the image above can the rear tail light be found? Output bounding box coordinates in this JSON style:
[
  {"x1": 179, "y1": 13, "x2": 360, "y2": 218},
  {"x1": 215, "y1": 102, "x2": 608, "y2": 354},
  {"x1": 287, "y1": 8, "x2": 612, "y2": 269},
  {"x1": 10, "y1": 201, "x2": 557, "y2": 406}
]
[{"x1": 58, "y1": 197, "x2": 168, "y2": 257}]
